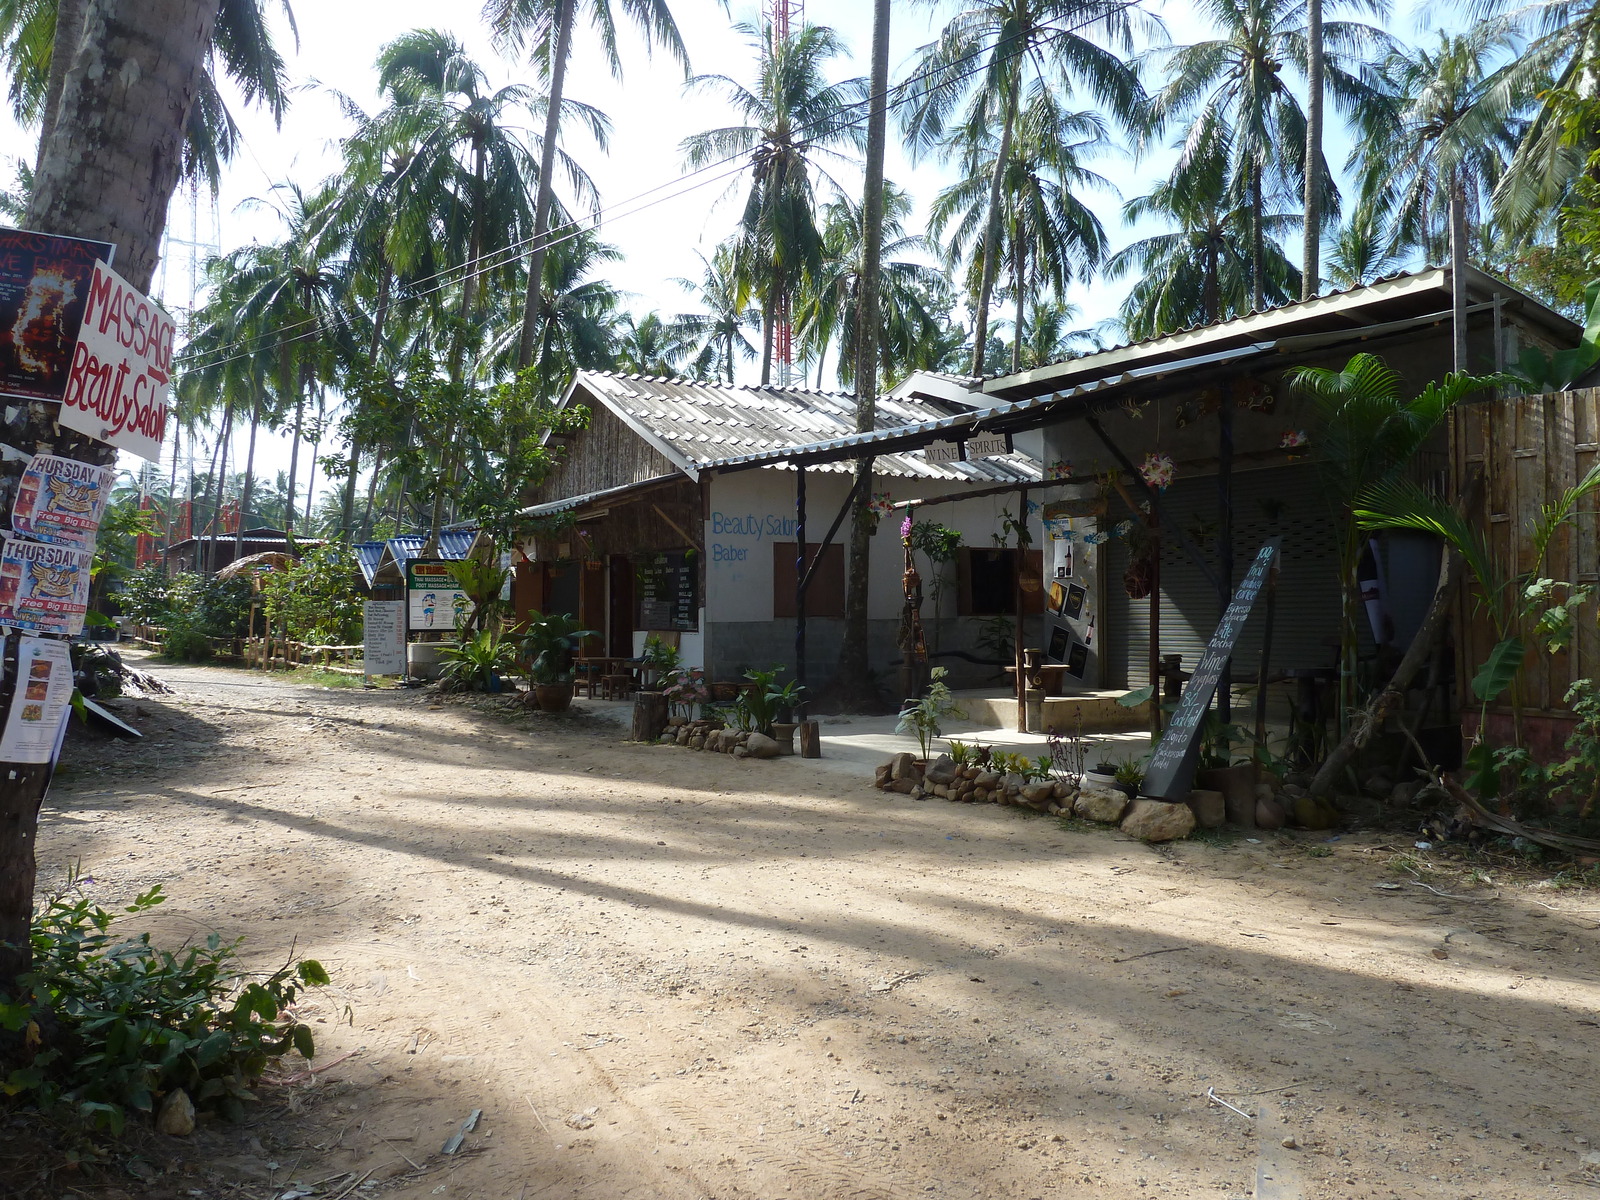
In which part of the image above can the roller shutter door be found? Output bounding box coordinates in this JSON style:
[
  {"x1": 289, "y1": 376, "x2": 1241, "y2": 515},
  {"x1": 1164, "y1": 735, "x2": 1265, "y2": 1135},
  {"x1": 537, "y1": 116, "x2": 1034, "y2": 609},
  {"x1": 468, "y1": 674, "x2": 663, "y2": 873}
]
[{"x1": 1104, "y1": 464, "x2": 1348, "y2": 689}]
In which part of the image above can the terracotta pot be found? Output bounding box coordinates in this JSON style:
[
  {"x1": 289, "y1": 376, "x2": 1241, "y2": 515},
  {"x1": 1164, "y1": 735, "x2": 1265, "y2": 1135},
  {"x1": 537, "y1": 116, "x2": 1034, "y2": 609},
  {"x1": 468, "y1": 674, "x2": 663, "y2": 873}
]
[
  {"x1": 770, "y1": 721, "x2": 799, "y2": 755},
  {"x1": 1195, "y1": 764, "x2": 1258, "y2": 829},
  {"x1": 534, "y1": 682, "x2": 574, "y2": 712}
]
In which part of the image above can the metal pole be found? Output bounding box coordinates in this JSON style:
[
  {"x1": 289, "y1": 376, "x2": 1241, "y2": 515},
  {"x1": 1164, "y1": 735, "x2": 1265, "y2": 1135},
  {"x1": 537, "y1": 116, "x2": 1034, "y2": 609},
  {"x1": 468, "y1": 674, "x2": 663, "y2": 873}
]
[
  {"x1": 1149, "y1": 520, "x2": 1161, "y2": 738},
  {"x1": 795, "y1": 467, "x2": 807, "y2": 719},
  {"x1": 1217, "y1": 392, "x2": 1235, "y2": 723},
  {"x1": 1014, "y1": 486, "x2": 1029, "y2": 733}
]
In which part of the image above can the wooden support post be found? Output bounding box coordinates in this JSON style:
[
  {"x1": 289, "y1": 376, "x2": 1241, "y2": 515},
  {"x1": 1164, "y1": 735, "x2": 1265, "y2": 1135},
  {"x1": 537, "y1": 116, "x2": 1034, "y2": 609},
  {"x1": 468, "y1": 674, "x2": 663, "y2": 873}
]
[
  {"x1": 1149, "y1": 521, "x2": 1162, "y2": 738},
  {"x1": 798, "y1": 719, "x2": 821, "y2": 758},
  {"x1": 1255, "y1": 555, "x2": 1279, "y2": 750}
]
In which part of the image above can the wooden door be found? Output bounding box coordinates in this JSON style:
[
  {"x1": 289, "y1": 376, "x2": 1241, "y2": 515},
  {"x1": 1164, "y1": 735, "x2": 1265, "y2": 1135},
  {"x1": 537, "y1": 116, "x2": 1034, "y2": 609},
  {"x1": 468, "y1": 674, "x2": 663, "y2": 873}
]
[{"x1": 608, "y1": 555, "x2": 634, "y2": 656}]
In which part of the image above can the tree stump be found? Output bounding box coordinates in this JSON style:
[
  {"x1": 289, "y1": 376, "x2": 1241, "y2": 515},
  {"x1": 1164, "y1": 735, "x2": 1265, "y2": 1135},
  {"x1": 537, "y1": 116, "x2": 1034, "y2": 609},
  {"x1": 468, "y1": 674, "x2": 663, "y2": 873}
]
[
  {"x1": 798, "y1": 720, "x2": 822, "y2": 759},
  {"x1": 631, "y1": 691, "x2": 669, "y2": 742}
]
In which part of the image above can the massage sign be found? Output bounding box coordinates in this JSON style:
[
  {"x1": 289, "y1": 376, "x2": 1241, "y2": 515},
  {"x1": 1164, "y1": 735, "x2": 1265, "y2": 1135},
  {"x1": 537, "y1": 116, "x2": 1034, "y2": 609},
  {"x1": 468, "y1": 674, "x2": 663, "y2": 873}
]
[{"x1": 57, "y1": 259, "x2": 174, "y2": 461}]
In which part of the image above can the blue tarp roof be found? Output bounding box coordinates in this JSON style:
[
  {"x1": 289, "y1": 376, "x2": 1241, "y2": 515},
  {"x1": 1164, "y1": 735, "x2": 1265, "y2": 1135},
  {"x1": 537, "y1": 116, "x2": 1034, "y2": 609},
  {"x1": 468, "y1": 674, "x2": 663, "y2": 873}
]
[
  {"x1": 353, "y1": 541, "x2": 387, "y2": 588},
  {"x1": 366, "y1": 530, "x2": 484, "y2": 585}
]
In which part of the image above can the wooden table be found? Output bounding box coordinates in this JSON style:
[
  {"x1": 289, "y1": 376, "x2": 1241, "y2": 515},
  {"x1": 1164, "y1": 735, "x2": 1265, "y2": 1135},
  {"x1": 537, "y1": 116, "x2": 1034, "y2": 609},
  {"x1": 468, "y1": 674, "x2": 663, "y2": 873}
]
[{"x1": 575, "y1": 656, "x2": 635, "y2": 698}]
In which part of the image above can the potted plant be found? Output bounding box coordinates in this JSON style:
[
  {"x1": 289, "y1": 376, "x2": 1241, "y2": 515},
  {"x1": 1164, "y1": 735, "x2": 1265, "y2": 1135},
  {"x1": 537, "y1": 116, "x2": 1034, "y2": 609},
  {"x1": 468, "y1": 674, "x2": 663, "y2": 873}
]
[
  {"x1": 519, "y1": 611, "x2": 599, "y2": 712},
  {"x1": 768, "y1": 676, "x2": 807, "y2": 753},
  {"x1": 639, "y1": 634, "x2": 680, "y2": 689},
  {"x1": 1193, "y1": 712, "x2": 1257, "y2": 827},
  {"x1": 1086, "y1": 760, "x2": 1120, "y2": 789},
  {"x1": 1113, "y1": 757, "x2": 1146, "y2": 797},
  {"x1": 662, "y1": 666, "x2": 708, "y2": 724},
  {"x1": 438, "y1": 629, "x2": 515, "y2": 693},
  {"x1": 895, "y1": 667, "x2": 963, "y2": 763}
]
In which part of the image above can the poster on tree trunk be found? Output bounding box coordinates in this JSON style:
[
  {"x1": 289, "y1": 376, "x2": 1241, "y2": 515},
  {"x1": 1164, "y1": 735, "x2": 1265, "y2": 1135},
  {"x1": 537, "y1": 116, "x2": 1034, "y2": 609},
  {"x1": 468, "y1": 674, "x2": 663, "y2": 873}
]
[
  {"x1": 0, "y1": 534, "x2": 92, "y2": 635},
  {"x1": 10, "y1": 453, "x2": 115, "y2": 548},
  {"x1": 0, "y1": 228, "x2": 116, "y2": 404},
  {"x1": 0, "y1": 634, "x2": 73, "y2": 763},
  {"x1": 57, "y1": 260, "x2": 173, "y2": 462}
]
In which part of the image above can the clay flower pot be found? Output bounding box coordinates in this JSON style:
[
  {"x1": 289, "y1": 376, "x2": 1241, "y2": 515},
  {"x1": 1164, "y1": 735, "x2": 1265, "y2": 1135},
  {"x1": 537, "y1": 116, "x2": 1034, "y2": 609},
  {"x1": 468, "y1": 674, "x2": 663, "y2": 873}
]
[{"x1": 534, "y1": 682, "x2": 575, "y2": 712}]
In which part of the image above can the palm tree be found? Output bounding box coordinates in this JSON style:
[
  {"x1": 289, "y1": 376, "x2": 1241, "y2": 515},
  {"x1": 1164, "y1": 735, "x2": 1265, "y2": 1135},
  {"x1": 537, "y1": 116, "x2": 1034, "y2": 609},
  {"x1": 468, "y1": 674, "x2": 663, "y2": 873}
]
[
  {"x1": 1108, "y1": 146, "x2": 1300, "y2": 339},
  {"x1": 901, "y1": 0, "x2": 1147, "y2": 376},
  {"x1": 1324, "y1": 202, "x2": 1404, "y2": 289},
  {"x1": 1141, "y1": 0, "x2": 1390, "y2": 309},
  {"x1": 2, "y1": 0, "x2": 297, "y2": 189},
  {"x1": 929, "y1": 96, "x2": 1112, "y2": 373},
  {"x1": 484, "y1": 0, "x2": 688, "y2": 372},
  {"x1": 617, "y1": 311, "x2": 697, "y2": 376},
  {"x1": 1356, "y1": 26, "x2": 1529, "y2": 370},
  {"x1": 681, "y1": 21, "x2": 867, "y2": 385},
  {"x1": 1000, "y1": 297, "x2": 1100, "y2": 368},
  {"x1": 797, "y1": 185, "x2": 949, "y2": 389},
  {"x1": 1468, "y1": 0, "x2": 1600, "y2": 235},
  {"x1": 672, "y1": 246, "x2": 760, "y2": 383}
]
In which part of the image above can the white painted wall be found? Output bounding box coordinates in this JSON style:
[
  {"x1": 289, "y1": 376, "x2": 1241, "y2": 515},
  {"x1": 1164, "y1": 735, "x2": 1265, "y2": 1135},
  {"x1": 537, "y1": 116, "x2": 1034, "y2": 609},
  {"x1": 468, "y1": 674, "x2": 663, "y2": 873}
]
[{"x1": 703, "y1": 466, "x2": 1042, "y2": 622}]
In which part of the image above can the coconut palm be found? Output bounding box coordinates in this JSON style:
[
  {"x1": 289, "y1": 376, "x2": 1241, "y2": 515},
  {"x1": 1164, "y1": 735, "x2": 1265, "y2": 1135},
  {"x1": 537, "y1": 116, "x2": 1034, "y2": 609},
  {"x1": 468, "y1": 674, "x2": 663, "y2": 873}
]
[
  {"x1": 999, "y1": 298, "x2": 1101, "y2": 368},
  {"x1": 929, "y1": 96, "x2": 1112, "y2": 373},
  {"x1": 672, "y1": 246, "x2": 760, "y2": 384},
  {"x1": 1323, "y1": 202, "x2": 1405, "y2": 289},
  {"x1": 2, "y1": 0, "x2": 297, "y2": 189},
  {"x1": 484, "y1": 0, "x2": 688, "y2": 371},
  {"x1": 1141, "y1": 0, "x2": 1391, "y2": 310},
  {"x1": 681, "y1": 21, "x2": 867, "y2": 385},
  {"x1": 1468, "y1": 0, "x2": 1600, "y2": 235},
  {"x1": 616, "y1": 311, "x2": 698, "y2": 377},
  {"x1": 1355, "y1": 26, "x2": 1529, "y2": 370},
  {"x1": 1108, "y1": 144, "x2": 1300, "y2": 340},
  {"x1": 797, "y1": 184, "x2": 950, "y2": 389},
  {"x1": 900, "y1": 0, "x2": 1147, "y2": 375}
]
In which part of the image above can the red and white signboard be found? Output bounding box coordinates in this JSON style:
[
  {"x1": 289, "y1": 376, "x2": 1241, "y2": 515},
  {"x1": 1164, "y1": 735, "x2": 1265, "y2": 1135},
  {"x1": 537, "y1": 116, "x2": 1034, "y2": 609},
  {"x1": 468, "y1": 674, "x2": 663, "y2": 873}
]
[{"x1": 57, "y1": 260, "x2": 173, "y2": 462}]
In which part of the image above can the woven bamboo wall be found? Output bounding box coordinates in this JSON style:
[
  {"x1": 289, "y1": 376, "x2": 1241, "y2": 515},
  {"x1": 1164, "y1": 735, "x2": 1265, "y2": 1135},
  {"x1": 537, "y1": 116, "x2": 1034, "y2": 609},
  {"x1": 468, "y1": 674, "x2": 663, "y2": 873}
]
[{"x1": 1451, "y1": 389, "x2": 1600, "y2": 717}]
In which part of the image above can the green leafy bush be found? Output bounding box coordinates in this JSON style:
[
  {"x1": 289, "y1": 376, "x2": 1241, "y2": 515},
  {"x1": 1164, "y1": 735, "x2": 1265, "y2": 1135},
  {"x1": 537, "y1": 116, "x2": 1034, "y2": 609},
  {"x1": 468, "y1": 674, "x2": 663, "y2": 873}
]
[
  {"x1": 260, "y1": 545, "x2": 364, "y2": 645},
  {"x1": 438, "y1": 629, "x2": 515, "y2": 693},
  {"x1": 1, "y1": 879, "x2": 328, "y2": 1132},
  {"x1": 116, "y1": 565, "x2": 171, "y2": 625}
]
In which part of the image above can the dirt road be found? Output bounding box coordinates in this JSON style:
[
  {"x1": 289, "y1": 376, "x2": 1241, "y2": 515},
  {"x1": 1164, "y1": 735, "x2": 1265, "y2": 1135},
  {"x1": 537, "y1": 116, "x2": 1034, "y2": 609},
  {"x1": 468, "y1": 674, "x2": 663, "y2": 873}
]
[{"x1": 35, "y1": 657, "x2": 1600, "y2": 1199}]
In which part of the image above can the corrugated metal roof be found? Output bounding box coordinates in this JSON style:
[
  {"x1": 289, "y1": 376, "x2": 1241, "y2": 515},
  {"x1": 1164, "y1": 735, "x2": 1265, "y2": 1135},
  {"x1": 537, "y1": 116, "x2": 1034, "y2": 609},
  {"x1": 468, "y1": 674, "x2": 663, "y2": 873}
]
[
  {"x1": 708, "y1": 343, "x2": 1275, "y2": 472},
  {"x1": 354, "y1": 541, "x2": 386, "y2": 587},
  {"x1": 569, "y1": 372, "x2": 1036, "y2": 483}
]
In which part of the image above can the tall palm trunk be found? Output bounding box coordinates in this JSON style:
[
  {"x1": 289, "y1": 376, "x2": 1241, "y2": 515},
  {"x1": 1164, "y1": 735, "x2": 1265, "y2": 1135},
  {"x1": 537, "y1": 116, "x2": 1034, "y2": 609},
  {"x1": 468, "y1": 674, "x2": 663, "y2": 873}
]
[
  {"x1": 342, "y1": 261, "x2": 393, "y2": 540},
  {"x1": 203, "y1": 402, "x2": 232, "y2": 571},
  {"x1": 515, "y1": 0, "x2": 575, "y2": 370},
  {"x1": 7, "y1": 0, "x2": 223, "y2": 992},
  {"x1": 432, "y1": 140, "x2": 488, "y2": 540},
  {"x1": 1301, "y1": 0, "x2": 1324, "y2": 301},
  {"x1": 837, "y1": 0, "x2": 890, "y2": 705},
  {"x1": 33, "y1": 0, "x2": 87, "y2": 174},
  {"x1": 1449, "y1": 169, "x2": 1469, "y2": 373},
  {"x1": 360, "y1": 448, "x2": 385, "y2": 540},
  {"x1": 282, "y1": 341, "x2": 304, "y2": 535},
  {"x1": 760, "y1": 298, "x2": 775, "y2": 385},
  {"x1": 166, "y1": 422, "x2": 183, "y2": 548},
  {"x1": 969, "y1": 86, "x2": 1018, "y2": 377},
  {"x1": 304, "y1": 392, "x2": 323, "y2": 527},
  {"x1": 234, "y1": 401, "x2": 260, "y2": 560},
  {"x1": 1250, "y1": 169, "x2": 1265, "y2": 311},
  {"x1": 1011, "y1": 242, "x2": 1026, "y2": 374},
  {"x1": 1203, "y1": 236, "x2": 1221, "y2": 324}
]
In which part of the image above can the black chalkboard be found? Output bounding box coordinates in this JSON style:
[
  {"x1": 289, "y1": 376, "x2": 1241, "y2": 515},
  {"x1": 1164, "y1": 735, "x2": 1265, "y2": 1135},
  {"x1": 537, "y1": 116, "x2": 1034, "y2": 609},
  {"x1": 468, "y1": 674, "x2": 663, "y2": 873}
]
[
  {"x1": 637, "y1": 549, "x2": 698, "y2": 631},
  {"x1": 1141, "y1": 540, "x2": 1280, "y2": 801}
]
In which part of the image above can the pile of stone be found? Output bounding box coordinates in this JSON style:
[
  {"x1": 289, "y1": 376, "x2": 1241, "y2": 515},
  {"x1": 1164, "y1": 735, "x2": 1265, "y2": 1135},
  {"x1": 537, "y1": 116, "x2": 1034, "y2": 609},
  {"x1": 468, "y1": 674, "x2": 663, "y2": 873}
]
[
  {"x1": 873, "y1": 752, "x2": 1221, "y2": 843},
  {"x1": 667, "y1": 717, "x2": 785, "y2": 759}
]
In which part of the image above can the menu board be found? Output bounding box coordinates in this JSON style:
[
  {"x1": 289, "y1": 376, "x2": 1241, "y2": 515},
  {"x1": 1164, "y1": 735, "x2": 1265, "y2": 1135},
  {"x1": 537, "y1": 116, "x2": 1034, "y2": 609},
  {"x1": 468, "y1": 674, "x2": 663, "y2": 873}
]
[
  {"x1": 637, "y1": 549, "x2": 697, "y2": 631},
  {"x1": 1141, "y1": 540, "x2": 1280, "y2": 801}
]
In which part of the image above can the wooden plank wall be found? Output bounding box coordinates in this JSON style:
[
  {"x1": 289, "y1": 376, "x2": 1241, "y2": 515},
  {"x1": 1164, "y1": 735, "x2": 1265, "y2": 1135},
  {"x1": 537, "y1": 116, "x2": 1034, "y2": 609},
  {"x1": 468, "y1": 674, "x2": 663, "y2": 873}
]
[
  {"x1": 529, "y1": 404, "x2": 679, "y2": 505},
  {"x1": 1451, "y1": 389, "x2": 1600, "y2": 717}
]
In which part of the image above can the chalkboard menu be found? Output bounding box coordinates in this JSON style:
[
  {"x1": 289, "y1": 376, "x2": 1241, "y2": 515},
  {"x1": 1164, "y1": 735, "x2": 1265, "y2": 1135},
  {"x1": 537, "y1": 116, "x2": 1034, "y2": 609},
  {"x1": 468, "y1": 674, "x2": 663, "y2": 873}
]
[
  {"x1": 1141, "y1": 540, "x2": 1280, "y2": 801},
  {"x1": 637, "y1": 549, "x2": 698, "y2": 631}
]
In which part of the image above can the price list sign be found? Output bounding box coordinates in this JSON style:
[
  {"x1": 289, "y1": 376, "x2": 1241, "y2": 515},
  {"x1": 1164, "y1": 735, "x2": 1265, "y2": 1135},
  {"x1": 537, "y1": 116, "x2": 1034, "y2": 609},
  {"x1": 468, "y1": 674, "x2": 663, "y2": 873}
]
[{"x1": 637, "y1": 550, "x2": 698, "y2": 631}]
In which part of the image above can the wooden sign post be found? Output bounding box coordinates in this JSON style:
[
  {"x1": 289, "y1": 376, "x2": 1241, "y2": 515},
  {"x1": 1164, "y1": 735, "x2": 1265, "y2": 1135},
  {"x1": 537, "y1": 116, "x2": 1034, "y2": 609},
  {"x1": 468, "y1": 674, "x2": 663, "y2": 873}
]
[{"x1": 1140, "y1": 540, "x2": 1281, "y2": 801}]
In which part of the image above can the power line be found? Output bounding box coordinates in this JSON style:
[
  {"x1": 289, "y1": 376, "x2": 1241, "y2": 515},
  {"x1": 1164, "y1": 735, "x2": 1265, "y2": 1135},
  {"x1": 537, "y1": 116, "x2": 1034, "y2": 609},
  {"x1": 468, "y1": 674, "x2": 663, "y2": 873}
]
[{"x1": 173, "y1": 0, "x2": 1151, "y2": 375}]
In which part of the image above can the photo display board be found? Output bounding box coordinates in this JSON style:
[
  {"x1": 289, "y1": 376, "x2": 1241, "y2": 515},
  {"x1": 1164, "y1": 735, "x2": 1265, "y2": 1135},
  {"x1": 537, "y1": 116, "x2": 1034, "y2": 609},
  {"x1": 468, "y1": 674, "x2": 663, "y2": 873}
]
[{"x1": 637, "y1": 549, "x2": 697, "y2": 631}]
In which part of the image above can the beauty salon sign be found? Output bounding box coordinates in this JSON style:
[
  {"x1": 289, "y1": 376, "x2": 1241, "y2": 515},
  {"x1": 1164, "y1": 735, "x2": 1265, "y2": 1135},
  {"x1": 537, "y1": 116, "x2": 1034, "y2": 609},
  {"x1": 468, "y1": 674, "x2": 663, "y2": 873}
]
[{"x1": 57, "y1": 260, "x2": 173, "y2": 462}]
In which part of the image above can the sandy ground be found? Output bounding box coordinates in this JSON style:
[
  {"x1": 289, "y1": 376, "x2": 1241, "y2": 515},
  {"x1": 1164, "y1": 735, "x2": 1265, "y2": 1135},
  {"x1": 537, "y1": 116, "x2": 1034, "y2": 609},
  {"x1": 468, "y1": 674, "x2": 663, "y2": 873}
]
[{"x1": 27, "y1": 654, "x2": 1600, "y2": 1200}]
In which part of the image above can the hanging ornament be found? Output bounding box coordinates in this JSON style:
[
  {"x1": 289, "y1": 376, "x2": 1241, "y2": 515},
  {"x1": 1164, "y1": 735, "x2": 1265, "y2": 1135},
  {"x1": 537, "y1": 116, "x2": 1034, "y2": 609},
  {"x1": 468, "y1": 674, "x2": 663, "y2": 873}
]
[
  {"x1": 1140, "y1": 452, "x2": 1176, "y2": 492},
  {"x1": 1046, "y1": 459, "x2": 1073, "y2": 480},
  {"x1": 867, "y1": 492, "x2": 895, "y2": 520},
  {"x1": 1280, "y1": 430, "x2": 1310, "y2": 460}
]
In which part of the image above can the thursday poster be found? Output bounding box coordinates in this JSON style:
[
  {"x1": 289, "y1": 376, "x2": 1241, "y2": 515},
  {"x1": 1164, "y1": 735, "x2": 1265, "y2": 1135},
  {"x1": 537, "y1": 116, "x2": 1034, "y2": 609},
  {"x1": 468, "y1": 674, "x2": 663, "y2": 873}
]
[
  {"x1": 10, "y1": 453, "x2": 115, "y2": 548},
  {"x1": 0, "y1": 635, "x2": 72, "y2": 763},
  {"x1": 0, "y1": 534, "x2": 92, "y2": 635},
  {"x1": 0, "y1": 228, "x2": 116, "y2": 403}
]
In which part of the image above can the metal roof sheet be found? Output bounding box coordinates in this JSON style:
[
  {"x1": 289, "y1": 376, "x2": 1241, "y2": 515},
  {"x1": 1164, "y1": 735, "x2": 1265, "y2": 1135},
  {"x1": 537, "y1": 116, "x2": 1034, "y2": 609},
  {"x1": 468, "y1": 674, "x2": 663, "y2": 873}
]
[
  {"x1": 353, "y1": 541, "x2": 386, "y2": 587},
  {"x1": 569, "y1": 372, "x2": 1036, "y2": 483}
]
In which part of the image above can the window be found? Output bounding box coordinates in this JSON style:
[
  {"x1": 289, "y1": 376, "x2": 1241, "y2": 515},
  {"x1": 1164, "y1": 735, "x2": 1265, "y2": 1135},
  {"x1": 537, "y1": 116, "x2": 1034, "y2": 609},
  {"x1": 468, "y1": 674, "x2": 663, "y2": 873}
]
[
  {"x1": 958, "y1": 548, "x2": 1047, "y2": 616},
  {"x1": 773, "y1": 542, "x2": 845, "y2": 618}
]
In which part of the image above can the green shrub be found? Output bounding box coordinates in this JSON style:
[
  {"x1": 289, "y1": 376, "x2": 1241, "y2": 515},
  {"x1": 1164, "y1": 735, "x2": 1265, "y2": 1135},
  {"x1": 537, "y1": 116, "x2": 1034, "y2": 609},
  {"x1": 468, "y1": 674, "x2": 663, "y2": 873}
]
[
  {"x1": 160, "y1": 616, "x2": 213, "y2": 662},
  {"x1": 0, "y1": 879, "x2": 328, "y2": 1133},
  {"x1": 164, "y1": 572, "x2": 252, "y2": 640},
  {"x1": 116, "y1": 565, "x2": 170, "y2": 625},
  {"x1": 260, "y1": 546, "x2": 363, "y2": 645}
]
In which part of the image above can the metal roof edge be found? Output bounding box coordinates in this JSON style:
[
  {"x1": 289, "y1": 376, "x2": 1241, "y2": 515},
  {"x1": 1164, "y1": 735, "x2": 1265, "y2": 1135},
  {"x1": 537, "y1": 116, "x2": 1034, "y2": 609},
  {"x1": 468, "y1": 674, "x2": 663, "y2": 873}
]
[{"x1": 518, "y1": 472, "x2": 686, "y2": 519}]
